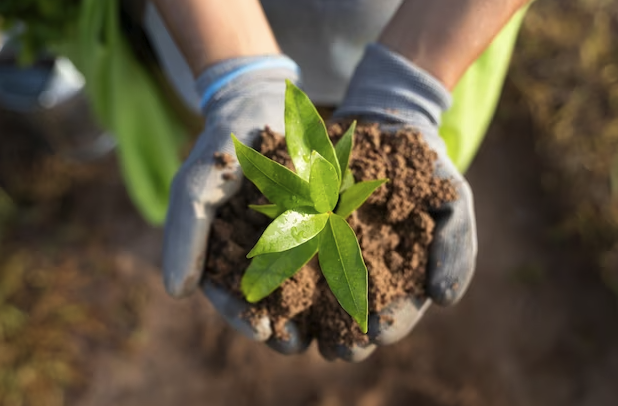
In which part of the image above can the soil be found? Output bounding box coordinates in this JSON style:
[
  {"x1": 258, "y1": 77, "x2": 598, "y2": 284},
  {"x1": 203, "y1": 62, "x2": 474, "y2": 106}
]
[{"x1": 205, "y1": 122, "x2": 456, "y2": 346}]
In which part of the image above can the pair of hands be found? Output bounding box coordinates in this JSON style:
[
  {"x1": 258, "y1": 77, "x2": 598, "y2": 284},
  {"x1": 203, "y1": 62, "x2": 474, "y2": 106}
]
[{"x1": 162, "y1": 44, "x2": 477, "y2": 362}]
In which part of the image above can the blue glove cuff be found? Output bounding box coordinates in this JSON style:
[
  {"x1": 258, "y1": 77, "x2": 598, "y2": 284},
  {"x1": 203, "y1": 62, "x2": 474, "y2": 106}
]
[
  {"x1": 335, "y1": 43, "x2": 452, "y2": 125},
  {"x1": 196, "y1": 56, "x2": 300, "y2": 112}
]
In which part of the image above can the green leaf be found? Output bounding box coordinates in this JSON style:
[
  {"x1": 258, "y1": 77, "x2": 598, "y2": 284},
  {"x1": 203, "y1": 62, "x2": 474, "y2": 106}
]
[
  {"x1": 310, "y1": 151, "x2": 339, "y2": 213},
  {"x1": 241, "y1": 238, "x2": 318, "y2": 303},
  {"x1": 284, "y1": 81, "x2": 341, "y2": 181},
  {"x1": 335, "y1": 179, "x2": 388, "y2": 218},
  {"x1": 232, "y1": 134, "x2": 313, "y2": 209},
  {"x1": 334, "y1": 121, "x2": 355, "y2": 183},
  {"x1": 248, "y1": 204, "x2": 284, "y2": 219},
  {"x1": 318, "y1": 214, "x2": 368, "y2": 333},
  {"x1": 247, "y1": 208, "x2": 329, "y2": 258},
  {"x1": 340, "y1": 169, "x2": 355, "y2": 193}
]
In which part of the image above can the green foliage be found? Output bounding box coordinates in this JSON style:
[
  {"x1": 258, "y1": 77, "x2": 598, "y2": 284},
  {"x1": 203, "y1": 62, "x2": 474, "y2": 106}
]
[
  {"x1": 2, "y1": 0, "x2": 191, "y2": 224},
  {"x1": 284, "y1": 80, "x2": 342, "y2": 182},
  {"x1": 247, "y1": 208, "x2": 329, "y2": 258},
  {"x1": 247, "y1": 204, "x2": 283, "y2": 219},
  {"x1": 0, "y1": 0, "x2": 82, "y2": 64},
  {"x1": 232, "y1": 134, "x2": 313, "y2": 209},
  {"x1": 336, "y1": 180, "x2": 388, "y2": 219},
  {"x1": 233, "y1": 82, "x2": 387, "y2": 332},
  {"x1": 242, "y1": 238, "x2": 319, "y2": 303},
  {"x1": 309, "y1": 151, "x2": 339, "y2": 213},
  {"x1": 318, "y1": 214, "x2": 368, "y2": 332}
]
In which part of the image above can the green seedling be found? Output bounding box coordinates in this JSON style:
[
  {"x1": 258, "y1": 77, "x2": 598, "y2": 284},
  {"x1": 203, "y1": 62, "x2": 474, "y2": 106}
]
[{"x1": 232, "y1": 81, "x2": 387, "y2": 333}]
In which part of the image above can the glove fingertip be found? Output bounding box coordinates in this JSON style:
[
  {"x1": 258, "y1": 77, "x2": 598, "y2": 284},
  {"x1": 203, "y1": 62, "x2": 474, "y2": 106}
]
[
  {"x1": 203, "y1": 281, "x2": 273, "y2": 342},
  {"x1": 163, "y1": 271, "x2": 200, "y2": 299},
  {"x1": 426, "y1": 265, "x2": 474, "y2": 306},
  {"x1": 317, "y1": 339, "x2": 377, "y2": 363},
  {"x1": 369, "y1": 296, "x2": 430, "y2": 346},
  {"x1": 266, "y1": 321, "x2": 312, "y2": 355}
]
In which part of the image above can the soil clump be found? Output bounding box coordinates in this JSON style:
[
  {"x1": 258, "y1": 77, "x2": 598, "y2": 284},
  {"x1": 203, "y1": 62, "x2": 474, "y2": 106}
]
[{"x1": 205, "y1": 122, "x2": 456, "y2": 347}]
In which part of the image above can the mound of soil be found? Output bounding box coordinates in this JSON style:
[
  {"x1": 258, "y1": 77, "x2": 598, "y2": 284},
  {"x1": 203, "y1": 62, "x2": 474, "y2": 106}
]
[{"x1": 205, "y1": 122, "x2": 456, "y2": 347}]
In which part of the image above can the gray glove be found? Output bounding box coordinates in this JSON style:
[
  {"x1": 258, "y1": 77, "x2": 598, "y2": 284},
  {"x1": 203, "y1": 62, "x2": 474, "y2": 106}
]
[
  {"x1": 162, "y1": 56, "x2": 309, "y2": 353},
  {"x1": 323, "y1": 43, "x2": 478, "y2": 362}
]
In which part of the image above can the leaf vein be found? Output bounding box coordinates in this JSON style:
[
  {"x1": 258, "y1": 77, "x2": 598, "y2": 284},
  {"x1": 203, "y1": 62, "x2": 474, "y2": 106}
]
[{"x1": 330, "y1": 217, "x2": 360, "y2": 313}]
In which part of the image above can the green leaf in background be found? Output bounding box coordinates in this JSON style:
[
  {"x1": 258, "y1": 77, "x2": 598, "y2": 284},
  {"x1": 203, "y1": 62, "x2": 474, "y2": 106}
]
[
  {"x1": 284, "y1": 81, "x2": 341, "y2": 182},
  {"x1": 247, "y1": 208, "x2": 329, "y2": 258},
  {"x1": 232, "y1": 134, "x2": 314, "y2": 210},
  {"x1": 334, "y1": 121, "x2": 355, "y2": 185},
  {"x1": 248, "y1": 204, "x2": 285, "y2": 219},
  {"x1": 310, "y1": 151, "x2": 340, "y2": 213},
  {"x1": 339, "y1": 169, "x2": 355, "y2": 193},
  {"x1": 63, "y1": 0, "x2": 187, "y2": 224},
  {"x1": 318, "y1": 214, "x2": 368, "y2": 333},
  {"x1": 241, "y1": 238, "x2": 319, "y2": 303},
  {"x1": 336, "y1": 179, "x2": 388, "y2": 219}
]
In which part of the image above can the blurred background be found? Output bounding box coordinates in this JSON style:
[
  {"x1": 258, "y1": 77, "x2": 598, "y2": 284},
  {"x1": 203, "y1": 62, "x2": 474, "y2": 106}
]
[{"x1": 1, "y1": 0, "x2": 618, "y2": 405}]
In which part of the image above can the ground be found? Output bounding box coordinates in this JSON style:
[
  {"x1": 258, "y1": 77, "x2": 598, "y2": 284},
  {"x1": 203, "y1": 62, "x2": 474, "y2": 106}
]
[{"x1": 1, "y1": 0, "x2": 618, "y2": 405}]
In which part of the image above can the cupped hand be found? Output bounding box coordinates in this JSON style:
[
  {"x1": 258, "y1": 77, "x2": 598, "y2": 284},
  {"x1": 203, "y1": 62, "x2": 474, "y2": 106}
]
[
  {"x1": 162, "y1": 56, "x2": 311, "y2": 353},
  {"x1": 316, "y1": 43, "x2": 478, "y2": 362}
]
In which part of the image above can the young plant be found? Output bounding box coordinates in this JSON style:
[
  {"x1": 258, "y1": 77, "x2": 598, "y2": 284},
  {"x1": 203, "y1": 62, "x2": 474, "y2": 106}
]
[{"x1": 231, "y1": 81, "x2": 387, "y2": 333}]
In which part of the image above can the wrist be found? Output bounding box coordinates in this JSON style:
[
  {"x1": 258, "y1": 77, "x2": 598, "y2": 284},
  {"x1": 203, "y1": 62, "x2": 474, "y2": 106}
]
[
  {"x1": 195, "y1": 55, "x2": 300, "y2": 115},
  {"x1": 335, "y1": 43, "x2": 451, "y2": 126}
]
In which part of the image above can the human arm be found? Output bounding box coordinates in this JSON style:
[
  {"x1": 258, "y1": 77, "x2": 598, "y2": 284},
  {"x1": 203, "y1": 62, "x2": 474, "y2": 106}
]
[{"x1": 380, "y1": 0, "x2": 531, "y2": 90}]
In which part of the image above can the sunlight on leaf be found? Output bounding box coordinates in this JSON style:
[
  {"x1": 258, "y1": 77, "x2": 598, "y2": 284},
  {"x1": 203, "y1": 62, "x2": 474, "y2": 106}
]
[
  {"x1": 247, "y1": 208, "x2": 329, "y2": 258},
  {"x1": 284, "y1": 81, "x2": 341, "y2": 181}
]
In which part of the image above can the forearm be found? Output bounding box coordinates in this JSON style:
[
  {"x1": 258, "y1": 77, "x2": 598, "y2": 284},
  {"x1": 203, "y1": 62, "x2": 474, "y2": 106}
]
[
  {"x1": 151, "y1": 0, "x2": 280, "y2": 76},
  {"x1": 379, "y1": 0, "x2": 530, "y2": 90}
]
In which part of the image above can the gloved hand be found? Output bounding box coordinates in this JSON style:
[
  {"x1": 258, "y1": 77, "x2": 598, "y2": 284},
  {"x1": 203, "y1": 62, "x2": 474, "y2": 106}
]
[
  {"x1": 321, "y1": 43, "x2": 478, "y2": 362},
  {"x1": 162, "y1": 55, "x2": 310, "y2": 353}
]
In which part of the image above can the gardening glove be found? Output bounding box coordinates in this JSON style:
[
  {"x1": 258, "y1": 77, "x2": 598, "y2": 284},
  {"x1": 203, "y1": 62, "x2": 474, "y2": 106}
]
[
  {"x1": 162, "y1": 56, "x2": 310, "y2": 354},
  {"x1": 324, "y1": 43, "x2": 478, "y2": 362}
]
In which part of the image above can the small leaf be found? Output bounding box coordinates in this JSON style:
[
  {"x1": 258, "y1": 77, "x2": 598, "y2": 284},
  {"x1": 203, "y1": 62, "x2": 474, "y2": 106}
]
[
  {"x1": 334, "y1": 121, "x2": 355, "y2": 182},
  {"x1": 339, "y1": 169, "x2": 355, "y2": 193},
  {"x1": 285, "y1": 81, "x2": 341, "y2": 181},
  {"x1": 310, "y1": 151, "x2": 339, "y2": 213},
  {"x1": 248, "y1": 204, "x2": 284, "y2": 219},
  {"x1": 336, "y1": 179, "x2": 388, "y2": 218},
  {"x1": 318, "y1": 214, "x2": 368, "y2": 333},
  {"x1": 242, "y1": 238, "x2": 318, "y2": 303},
  {"x1": 232, "y1": 134, "x2": 313, "y2": 209},
  {"x1": 247, "y1": 208, "x2": 329, "y2": 258}
]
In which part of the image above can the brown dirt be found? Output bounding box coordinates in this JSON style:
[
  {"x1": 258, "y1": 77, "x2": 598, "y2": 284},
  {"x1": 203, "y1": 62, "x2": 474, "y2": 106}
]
[
  {"x1": 213, "y1": 152, "x2": 235, "y2": 170},
  {"x1": 205, "y1": 122, "x2": 456, "y2": 346}
]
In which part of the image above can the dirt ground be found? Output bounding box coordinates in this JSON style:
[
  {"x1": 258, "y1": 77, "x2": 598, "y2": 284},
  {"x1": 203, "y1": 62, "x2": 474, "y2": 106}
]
[
  {"x1": 66, "y1": 116, "x2": 615, "y2": 406},
  {"x1": 2, "y1": 108, "x2": 612, "y2": 406},
  {"x1": 2, "y1": 1, "x2": 618, "y2": 405}
]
